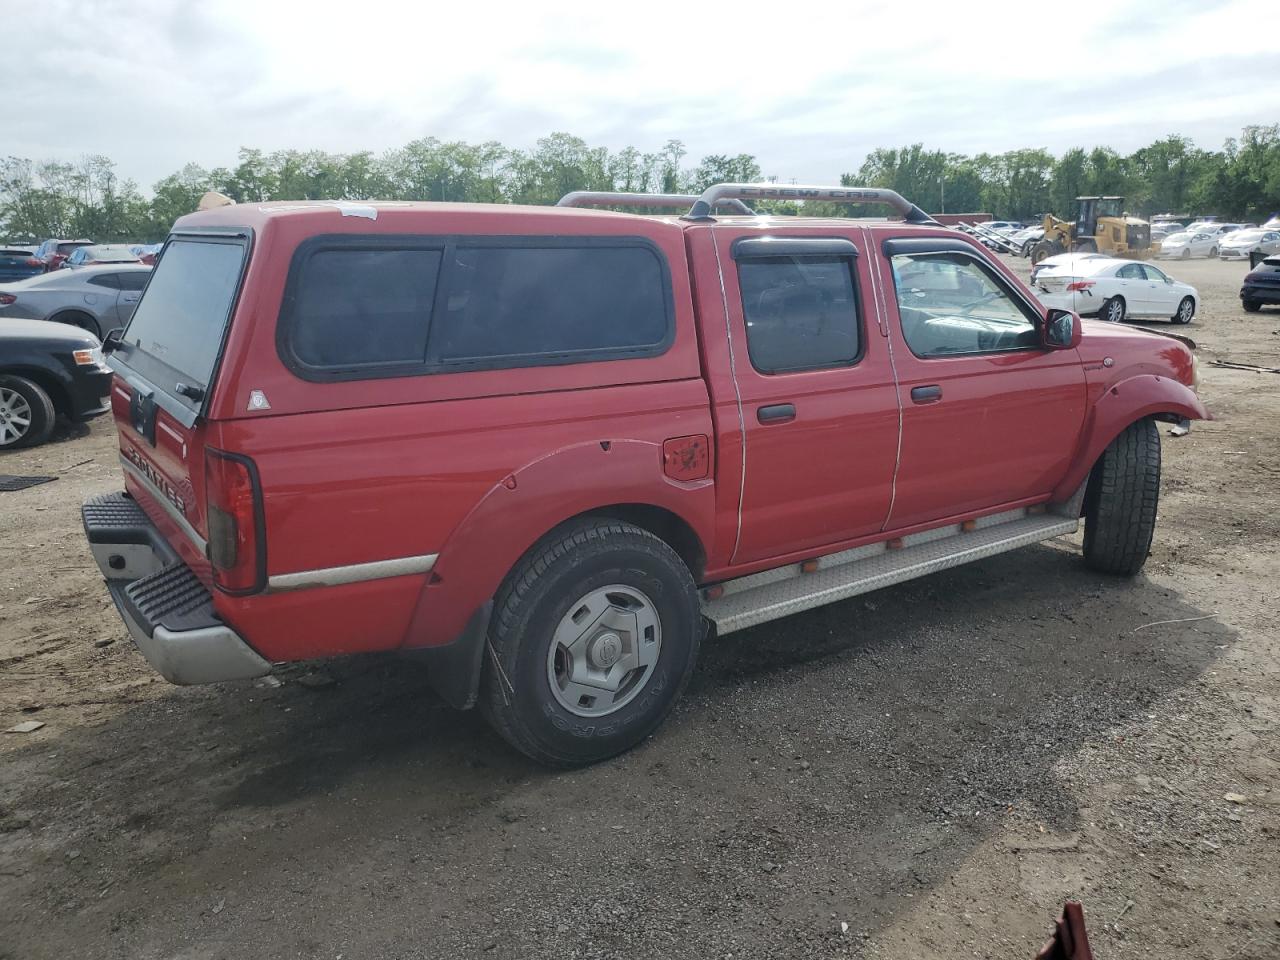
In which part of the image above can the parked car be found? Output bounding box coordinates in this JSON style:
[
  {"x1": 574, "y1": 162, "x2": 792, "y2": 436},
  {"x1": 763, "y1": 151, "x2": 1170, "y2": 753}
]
[
  {"x1": 1034, "y1": 257, "x2": 1197, "y2": 324},
  {"x1": 0, "y1": 264, "x2": 152, "y2": 338},
  {"x1": 1263, "y1": 216, "x2": 1280, "y2": 230},
  {"x1": 0, "y1": 245, "x2": 44, "y2": 282},
  {"x1": 1217, "y1": 228, "x2": 1280, "y2": 260},
  {"x1": 34, "y1": 238, "x2": 93, "y2": 272},
  {"x1": 62, "y1": 244, "x2": 143, "y2": 269},
  {"x1": 1158, "y1": 231, "x2": 1220, "y2": 259},
  {"x1": 1240, "y1": 255, "x2": 1280, "y2": 312},
  {"x1": 129, "y1": 243, "x2": 163, "y2": 265},
  {"x1": 1009, "y1": 224, "x2": 1044, "y2": 256},
  {"x1": 1029, "y1": 251, "x2": 1108, "y2": 286},
  {"x1": 0, "y1": 318, "x2": 113, "y2": 449},
  {"x1": 81, "y1": 186, "x2": 1208, "y2": 766},
  {"x1": 1150, "y1": 223, "x2": 1183, "y2": 242}
]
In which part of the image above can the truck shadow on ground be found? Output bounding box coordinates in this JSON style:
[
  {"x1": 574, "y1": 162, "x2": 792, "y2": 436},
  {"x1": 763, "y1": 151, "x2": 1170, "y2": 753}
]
[{"x1": 2, "y1": 541, "x2": 1233, "y2": 958}]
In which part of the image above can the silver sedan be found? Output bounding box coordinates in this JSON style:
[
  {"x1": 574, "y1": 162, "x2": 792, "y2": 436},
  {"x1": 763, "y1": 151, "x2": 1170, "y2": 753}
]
[{"x1": 0, "y1": 264, "x2": 151, "y2": 338}]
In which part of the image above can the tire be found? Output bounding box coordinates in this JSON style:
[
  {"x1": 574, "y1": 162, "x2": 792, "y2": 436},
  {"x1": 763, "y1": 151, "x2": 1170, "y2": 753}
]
[
  {"x1": 1072, "y1": 239, "x2": 1098, "y2": 254},
  {"x1": 50, "y1": 311, "x2": 100, "y2": 339},
  {"x1": 1181, "y1": 249, "x2": 1190, "y2": 259},
  {"x1": 1030, "y1": 241, "x2": 1058, "y2": 266},
  {"x1": 481, "y1": 518, "x2": 702, "y2": 766},
  {"x1": 1173, "y1": 296, "x2": 1195, "y2": 324},
  {"x1": 1208, "y1": 247, "x2": 1218, "y2": 258},
  {"x1": 1083, "y1": 418, "x2": 1160, "y2": 577},
  {"x1": 1243, "y1": 300, "x2": 1262, "y2": 313},
  {"x1": 0, "y1": 375, "x2": 56, "y2": 450},
  {"x1": 1102, "y1": 296, "x2": 1126, "y2": 324}
]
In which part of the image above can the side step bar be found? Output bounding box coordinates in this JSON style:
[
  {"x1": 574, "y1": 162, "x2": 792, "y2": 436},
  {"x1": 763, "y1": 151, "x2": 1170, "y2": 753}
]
[{"x1": 702, "y1": 507, "x2": 1079, "y2": 635}]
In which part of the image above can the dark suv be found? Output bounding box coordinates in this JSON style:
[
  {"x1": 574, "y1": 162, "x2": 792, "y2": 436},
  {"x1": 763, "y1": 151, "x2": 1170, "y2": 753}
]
[{"x1": 1241, "y1": 256, "x2": 1280, "y2": 311}]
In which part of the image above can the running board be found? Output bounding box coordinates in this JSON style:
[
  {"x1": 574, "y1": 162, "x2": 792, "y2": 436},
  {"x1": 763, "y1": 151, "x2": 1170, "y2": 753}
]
[{"x1": 703, "y1": 507, "x2": 1079, "y2": 635}]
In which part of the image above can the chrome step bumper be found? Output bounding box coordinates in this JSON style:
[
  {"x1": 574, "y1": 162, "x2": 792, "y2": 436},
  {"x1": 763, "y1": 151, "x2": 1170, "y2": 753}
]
[
  {"x1": 703, "y1": 507, "x2": 1079, "y2": 635},
  {"x1": 82, "y1": 492, "x2": 271, "y2": 685}
]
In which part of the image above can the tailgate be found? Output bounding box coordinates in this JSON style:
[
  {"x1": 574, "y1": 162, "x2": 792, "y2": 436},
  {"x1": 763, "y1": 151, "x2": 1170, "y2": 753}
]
[{"x1": 107, "y1": 232, "x2": 250, "y2": 572}]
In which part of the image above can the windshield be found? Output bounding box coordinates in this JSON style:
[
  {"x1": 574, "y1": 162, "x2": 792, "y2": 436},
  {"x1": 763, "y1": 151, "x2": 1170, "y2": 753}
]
[{"x1": 118, "y1": 237, "x2": 247, "y2": 399}]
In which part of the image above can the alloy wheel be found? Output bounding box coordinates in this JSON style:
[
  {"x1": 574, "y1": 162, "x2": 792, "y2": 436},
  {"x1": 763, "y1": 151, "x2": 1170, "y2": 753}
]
[{"x1": 0, "y1": 387, "x2": 33, "y2": 446}]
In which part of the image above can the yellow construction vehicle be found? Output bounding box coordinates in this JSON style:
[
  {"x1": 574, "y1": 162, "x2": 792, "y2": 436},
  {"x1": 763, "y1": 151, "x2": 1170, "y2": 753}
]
[{"x1": 1029, "y1": 196, "x2": 1155, "y2": 265}]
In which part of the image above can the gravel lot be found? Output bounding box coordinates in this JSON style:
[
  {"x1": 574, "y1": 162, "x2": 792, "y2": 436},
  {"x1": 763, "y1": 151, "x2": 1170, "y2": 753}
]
[{"x1": 1, "y1": 255, "x2": 1277, "y2": 960}]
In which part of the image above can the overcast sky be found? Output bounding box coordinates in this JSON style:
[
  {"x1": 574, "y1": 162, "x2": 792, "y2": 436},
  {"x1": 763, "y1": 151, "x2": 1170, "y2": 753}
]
[{"x1": 11, "y1": 0, "x2": 1279, "y2": 192}]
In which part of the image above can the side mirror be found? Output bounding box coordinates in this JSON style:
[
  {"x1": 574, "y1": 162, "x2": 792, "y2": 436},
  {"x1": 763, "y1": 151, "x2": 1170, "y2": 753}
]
[
  {"x1": 101, "y1": 327, "x2": 124, "y2": 354},
  {"x1": 1043, "y1": 308, "x2": 1080, "y2": 350}
]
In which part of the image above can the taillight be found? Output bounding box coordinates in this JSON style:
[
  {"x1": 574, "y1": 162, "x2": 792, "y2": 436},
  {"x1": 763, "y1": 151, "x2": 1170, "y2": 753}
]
[
  {"x1": 1066, "y1": 279, "x2": 1095, "y2": 291},
  {"x1": 204, "y1": 448, "x2": 265, "y2": 594},
  {"x1": 0, "y1": 294, "x2": 14, "y2": 305},
  {"x1": 25, "y1": 258, "x2": 40, "y2": 267}
]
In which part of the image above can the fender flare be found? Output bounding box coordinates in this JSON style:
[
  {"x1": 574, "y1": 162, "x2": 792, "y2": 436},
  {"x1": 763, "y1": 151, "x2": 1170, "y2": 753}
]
[
  {"x1": 399, "y1": 438, "x2": 717, "y2": 704},
  {"x1": 1051, "y1": 374, "x2": 1210, "y2": 502}
]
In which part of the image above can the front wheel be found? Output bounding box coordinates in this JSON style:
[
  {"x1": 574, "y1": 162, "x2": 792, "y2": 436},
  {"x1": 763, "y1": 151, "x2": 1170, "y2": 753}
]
[
  {"x1": 481, "y1": 519, "x2": 702, "y2": 766},
  {"x1": 1029, "y1": 241, "x2": 1058, "y2": 266},
  {"x1": 1102, "y1": 296, "x2": 1126, "y2": 323},
  {"x1": 1243, "y1": 299, "x2": 1262, "y2": 313},
  {"x1": 0, "y1": 375, "x2": 55, "y2": 449},
  {"x1": 1083, "y1": 419, "x2": 1161, "y2": 576},
  {"x1": 1173, "y1": 296, "x2": 1195, "y2": 324}
]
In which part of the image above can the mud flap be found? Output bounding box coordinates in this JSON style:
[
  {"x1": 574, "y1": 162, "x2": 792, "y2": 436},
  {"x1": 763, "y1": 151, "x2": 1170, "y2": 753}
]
[{"x1": 406, "y1": 601, "x2": 493, "y2": 710}]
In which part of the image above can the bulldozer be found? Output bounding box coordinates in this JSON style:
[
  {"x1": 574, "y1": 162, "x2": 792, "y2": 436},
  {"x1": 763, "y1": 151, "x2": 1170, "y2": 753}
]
[{"x1": 1029, "y1": 196, "x2": 1155, "y2": 265}]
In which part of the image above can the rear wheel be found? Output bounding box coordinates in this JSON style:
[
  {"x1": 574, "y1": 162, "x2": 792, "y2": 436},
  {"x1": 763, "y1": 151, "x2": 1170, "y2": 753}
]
[
  {"x1": 1102, "y1": 296, "x2": 1126, "y2": 323},
  {"x1": 1208, "y1": 247, "x2": 1218, "y2": 258},
  {"x1": 1173, "y1": 296, "x2": 1195, "y2": 324},
  {"x1": 481, "y1": 518, "x2": 702, "y2": 766},
  {"x1": 1083, "y1": 418, "x2": 1160, "y2": 576},
  {"x1": 0, "y1": 375, "x2": 55, "y2": 449},
  {"x1": 50, "y1": 310, "x2": 100, "y2": 339},
  {"x1": 1243, "y1": 300, "x2": 1262, "y2": 313},
  {"x1": 1181, "y1": 248, "x2": 1191, "y2": 259}
]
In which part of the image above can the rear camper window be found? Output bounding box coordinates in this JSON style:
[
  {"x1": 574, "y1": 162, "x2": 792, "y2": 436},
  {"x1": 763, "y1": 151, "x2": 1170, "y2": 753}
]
[
  {"x1": 118, "y1": 236, "x2": 247, "y2": 403},
  {"x1": 281, "y1": 237, "x2": 673, "y2": 380}
]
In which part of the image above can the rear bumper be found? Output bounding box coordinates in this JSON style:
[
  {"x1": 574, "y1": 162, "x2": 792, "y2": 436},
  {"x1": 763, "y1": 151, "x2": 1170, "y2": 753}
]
[
  {"x1": 1241, "y1": 284, "x2": 1280, "y2": 305},
  {"x1": 82, "y1": 492, "x2": 271, "y2": 685},
  {"x1": 1037, "y1": 289, "x2": 1101, "y2": 316}
]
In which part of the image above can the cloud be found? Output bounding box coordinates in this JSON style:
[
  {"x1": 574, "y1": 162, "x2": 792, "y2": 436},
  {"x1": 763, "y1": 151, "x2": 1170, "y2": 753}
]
[{"x1": 6, "y1": 0, "x2": 1278, "y2": 191}]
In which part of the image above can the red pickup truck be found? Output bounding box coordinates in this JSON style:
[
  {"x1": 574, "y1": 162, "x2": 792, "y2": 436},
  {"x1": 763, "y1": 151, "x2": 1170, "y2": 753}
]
[{"x1": 82, "y1": 184, "x2": 1209, "y2": 766}]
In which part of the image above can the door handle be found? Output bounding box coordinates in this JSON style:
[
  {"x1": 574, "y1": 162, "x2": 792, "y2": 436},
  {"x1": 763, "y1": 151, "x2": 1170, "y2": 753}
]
[
  {"x1": 757, "y1": 403, "x2": 796, "y2": 424},
  {"x1": 911, "y1": 385, "x2": 943, "y2": 404}
]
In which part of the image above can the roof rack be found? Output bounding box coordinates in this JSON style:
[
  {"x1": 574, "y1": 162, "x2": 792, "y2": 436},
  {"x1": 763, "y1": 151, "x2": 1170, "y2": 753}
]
[
  {"x1": 683, "y1": 183, "x2": 935, "y2": 224},
  {"x1": 556, "y1": 191, "x2": 754, "y2": 214}
]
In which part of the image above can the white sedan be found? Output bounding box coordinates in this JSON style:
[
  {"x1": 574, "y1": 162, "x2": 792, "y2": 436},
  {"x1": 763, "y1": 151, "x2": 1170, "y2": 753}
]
[
  {"x1": 1034, "y1": 258, "x2": 1198, "y2": 324},
  {"x1": 1158, "y1": 231, "x2": 1220, "y2": 259},
  {"x1": 1217, "y1": 228, "x2": 1280, "y2": 260}
]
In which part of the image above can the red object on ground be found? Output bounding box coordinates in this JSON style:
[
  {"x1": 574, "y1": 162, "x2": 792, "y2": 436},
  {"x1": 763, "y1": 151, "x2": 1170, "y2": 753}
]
[{"x1": 1035, "y1": 901, "x2": 1096, "y2": 960}]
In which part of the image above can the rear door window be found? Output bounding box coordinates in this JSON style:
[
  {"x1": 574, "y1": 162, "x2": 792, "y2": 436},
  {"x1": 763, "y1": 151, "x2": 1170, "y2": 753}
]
[
  {"x1": 117, "y1": 236, "x2": 248, "y2": 409},
  {"x1": 116, "y1": 271, "x2": 149, "y2": 291},
  {"x1": 736, "y1": 256, "x2": 861, "y2": 373}
]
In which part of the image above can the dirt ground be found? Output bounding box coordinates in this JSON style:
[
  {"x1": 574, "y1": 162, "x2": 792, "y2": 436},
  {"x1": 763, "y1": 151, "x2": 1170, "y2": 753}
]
[{"x1": 1, "y1": 254, "x2": 1277, "y2": 960}]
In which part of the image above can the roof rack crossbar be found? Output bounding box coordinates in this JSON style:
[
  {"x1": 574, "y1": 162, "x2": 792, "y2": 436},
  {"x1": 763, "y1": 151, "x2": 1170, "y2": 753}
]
[
  {"x1": 557, "y1": 191, "x2": 754, "y2": 214},
  {"x1": 684, "y1": 183, "x2": 936, "y2": 224}
]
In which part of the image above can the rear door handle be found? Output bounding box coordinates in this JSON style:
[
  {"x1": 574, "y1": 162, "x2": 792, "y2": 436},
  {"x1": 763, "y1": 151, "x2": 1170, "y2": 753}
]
[
  {"x1": 911, "y1": 385, "x2": 942, "y2": 404},
  {"x1": 757, "y1": 403, "x2": 796, "y2": 424}
]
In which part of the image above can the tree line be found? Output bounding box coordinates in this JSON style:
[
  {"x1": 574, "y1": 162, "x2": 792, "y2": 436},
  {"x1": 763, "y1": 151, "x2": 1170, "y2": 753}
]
[{"x1": 3, "y1": 125, "x2": 1278, "y2": 243}]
